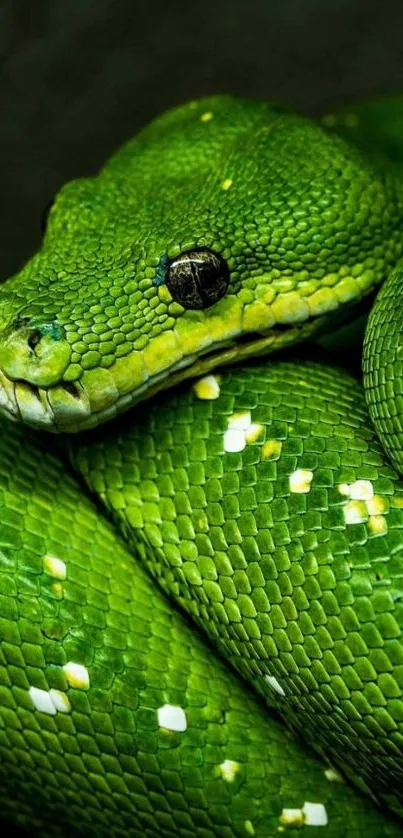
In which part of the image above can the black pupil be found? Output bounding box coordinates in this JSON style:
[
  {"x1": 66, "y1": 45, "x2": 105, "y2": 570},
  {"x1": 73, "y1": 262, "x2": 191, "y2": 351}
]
[{"x1": 166, "y1": 248, "x2": 230, "y2": 310}]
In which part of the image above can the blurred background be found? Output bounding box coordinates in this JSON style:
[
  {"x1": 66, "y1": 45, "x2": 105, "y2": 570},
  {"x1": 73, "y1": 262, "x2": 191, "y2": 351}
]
[
  {"x1": 2, "y1": 0, "x2": 403, "y2": 282},
  {"x1": 1, "y1": 0, "x2": 403, "y2": 833}
]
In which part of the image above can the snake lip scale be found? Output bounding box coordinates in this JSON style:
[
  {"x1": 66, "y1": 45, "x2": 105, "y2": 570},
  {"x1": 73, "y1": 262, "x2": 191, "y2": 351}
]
[{"x1": 0, "y1": 314, "x2": 327, "y2": 432}]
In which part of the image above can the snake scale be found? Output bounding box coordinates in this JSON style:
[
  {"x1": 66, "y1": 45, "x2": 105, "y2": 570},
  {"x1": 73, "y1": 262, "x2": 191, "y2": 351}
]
[{"x1": 1, "y1": 94, "x2": 403, "y2": 837}]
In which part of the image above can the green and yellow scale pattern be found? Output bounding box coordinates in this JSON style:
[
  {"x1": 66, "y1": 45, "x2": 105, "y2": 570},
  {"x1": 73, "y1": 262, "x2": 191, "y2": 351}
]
[
  {"x1": 1, "y1": 97, "x2": 403, "y2": 432},
  {"x1": 72, "y1": 361, "x2": 403, "y2": 820},
  {"x1": 363, "y1": 269, "x2": 403, "y2": 478},
  {"x1": 1, "y1": 405, "x2": 399, "y2": 838},
  {"x1": 1, "y1": 95, "x2": 403, "y2": 837}
]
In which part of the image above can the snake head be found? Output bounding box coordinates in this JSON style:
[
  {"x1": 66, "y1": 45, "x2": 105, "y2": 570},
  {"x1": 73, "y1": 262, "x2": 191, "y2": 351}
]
[{"x1": 0, "y1": 95, "x2": 402, "y2": 432}]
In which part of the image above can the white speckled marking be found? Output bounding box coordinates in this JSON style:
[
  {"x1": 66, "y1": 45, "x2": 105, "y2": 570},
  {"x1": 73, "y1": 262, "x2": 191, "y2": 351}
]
[
  {"x1": 280, "y1": 803, "x2": 327, "y2": 827},
  {"x1": 29, "y1": 687, "x2": 71, "y2": 715},
  {"x1": 349, "y1": 479, "x2": 374, "y2": 500},
  {"x1": 224, "y1": 428, "x2": 246, "y2": 453},
  {"x1": 340, "y1": 484, "x2": 389, "y2": 530},
  {"x1": 227, "y1": 411, "x2": 252, "y2": 431},
  {"x1": 49, "y1": 689, "x2": 71, "y2": 713},
  {"x1": 43, "y1": 554, "x2": 67, "y2": 580},
  {"x1": 224, "y1": 411, "x2": 257, "y2": 453},
  {"x1": 244, "y1": 820, "x2": 255, "y2": 835},
  {"x1": 280, "y1": 808, "x2": 304, "y2": 827},
  {"x1": 218, "y1": 759, "x2": 240, "y2": 782},
  {"x1": 200, "y1": 111, "x2": 213, "y2": 122},
  {"x1": 324, "y1": 767, "x2": 344, "y2": 783},
  {"x1": 157, "y1": 704, "x2": 187, "y2": 732},
  {"x1": 63, "y1": 662, "x2": 90, "y2": 690},
  {"x1": 193, "y1": 375, "x2": 220, "y2": 400},
  {"x1": 302, "y1": 802, "x2": 328, "y2": 826},
  {"x1": 289, "y1": 469, "x2": 313, "y2": 494},
  {"x1": 265, "y1": 674, "x2": 286, "y2": 697},
  {"x1": 29, "y1": 687, "x2": 57, "y2": 715},
  {"x1": 343, "y1": 500, "x2": 368, "y2": 525},
  {"x1": 222, "y1": 178, "x2": 233, "y2": 190}
]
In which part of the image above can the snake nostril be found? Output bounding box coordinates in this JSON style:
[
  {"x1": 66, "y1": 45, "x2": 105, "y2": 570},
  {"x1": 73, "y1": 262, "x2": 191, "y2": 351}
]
[
  {"x1": 0, "y1": 320, "x2": 71, "y2": 387},
  {"x1": 27, "y1": 330, "x2": 42, "y2": 351}
]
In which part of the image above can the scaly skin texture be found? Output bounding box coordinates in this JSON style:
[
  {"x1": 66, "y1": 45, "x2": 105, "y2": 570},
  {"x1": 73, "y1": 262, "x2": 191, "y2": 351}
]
[
  {"x1": 363, "y1": 266, "x2": 403, "y2": 473},
  {"x1": 2, "y1": 96, "x2": 403, "y2": 836},
  {"x1": 72, "y1": 361, "x2": 403, "y2": 819},
  {"x1": 0, "y1": 97, "x2": 402, "y2": 430},
  {"x1": 1, "y1": 414, "x2": 400, "y2": 838},
  {"x1": 323, "y1": 94, "x2": 403, "y2": 495}
]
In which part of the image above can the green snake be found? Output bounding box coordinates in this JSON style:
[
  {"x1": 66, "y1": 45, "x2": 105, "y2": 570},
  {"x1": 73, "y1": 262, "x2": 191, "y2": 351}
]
[{"x1": 2, "y1": 94, "x2": 403, "y2": 838}]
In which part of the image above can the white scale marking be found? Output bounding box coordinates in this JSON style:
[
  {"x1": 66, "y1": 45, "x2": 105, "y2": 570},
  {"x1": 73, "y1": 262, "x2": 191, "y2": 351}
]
[
  {"x1": 289, "y1": 469, "x2": 313, "y2": 494},
  {"x1": 43, "y1": 554, "x2": 67, "y2": 580},
  {"x1": 224, "y1": 411, "x2": 263, "y2": 453},
  {"x1": 157, "y1": 704, "x2": 187, "y2": 732},
  {"x1": 264, "y1": 674, "x2": 286, "y2": 697},
  {"x1": 218, "y1": 759, "x2": 240, "y2": 782},
  {"x1": 29, "y1": 686, "x2": 71, "y2": 715},
  {"x1": 63, "y1": 662, "x2": 90, "y2": 690}
]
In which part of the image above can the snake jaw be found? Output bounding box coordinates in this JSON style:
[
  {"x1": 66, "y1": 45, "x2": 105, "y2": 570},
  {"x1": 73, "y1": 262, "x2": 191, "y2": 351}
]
[
  {"x1": 0, "y1": 314, "x2": 328, "y2": 432},
  {"x1": 0, "y1": 374, "x2": 92, "y2": 432}
]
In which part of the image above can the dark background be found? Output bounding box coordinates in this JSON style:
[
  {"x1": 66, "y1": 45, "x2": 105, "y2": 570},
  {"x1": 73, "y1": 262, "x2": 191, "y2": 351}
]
[
  {"x1": 2, "y1": 0, "x2": 403, "y2": 284},
  {"x1": 1, "y1": 0, "x2": 403, "y2": 834}
]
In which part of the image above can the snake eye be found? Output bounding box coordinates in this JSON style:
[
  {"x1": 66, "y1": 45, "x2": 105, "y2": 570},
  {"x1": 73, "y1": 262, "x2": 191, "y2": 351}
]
[{"x1": 166, "y1": 248, "x2": 230, "y2": 310}]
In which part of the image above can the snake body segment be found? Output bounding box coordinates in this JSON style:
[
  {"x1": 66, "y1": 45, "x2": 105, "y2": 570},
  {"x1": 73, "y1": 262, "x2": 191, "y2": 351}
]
[
  {"x1": 72, "y1": 361, "x2": 403, "y2": 818},
  {"x1": 1, "y1": 416, "x2": 399, "y2": 838},
  {"x1": 1, "y1": 95, "x2": 403, "y2": 836}
]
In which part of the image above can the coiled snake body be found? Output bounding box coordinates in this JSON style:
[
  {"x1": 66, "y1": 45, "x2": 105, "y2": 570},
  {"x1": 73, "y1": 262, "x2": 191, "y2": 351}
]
[{"x1": 1, "y1": 95, "x2": 403, "y2": 837}]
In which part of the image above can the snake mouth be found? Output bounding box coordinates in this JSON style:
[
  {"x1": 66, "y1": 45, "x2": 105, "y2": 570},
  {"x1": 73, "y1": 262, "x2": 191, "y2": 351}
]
[
  {"x1": 0, "y1": 314, "x2": 327, "y2": 433},
  {"x1": 0, "y1": 371, "x2": 92, "y2": 432}
]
